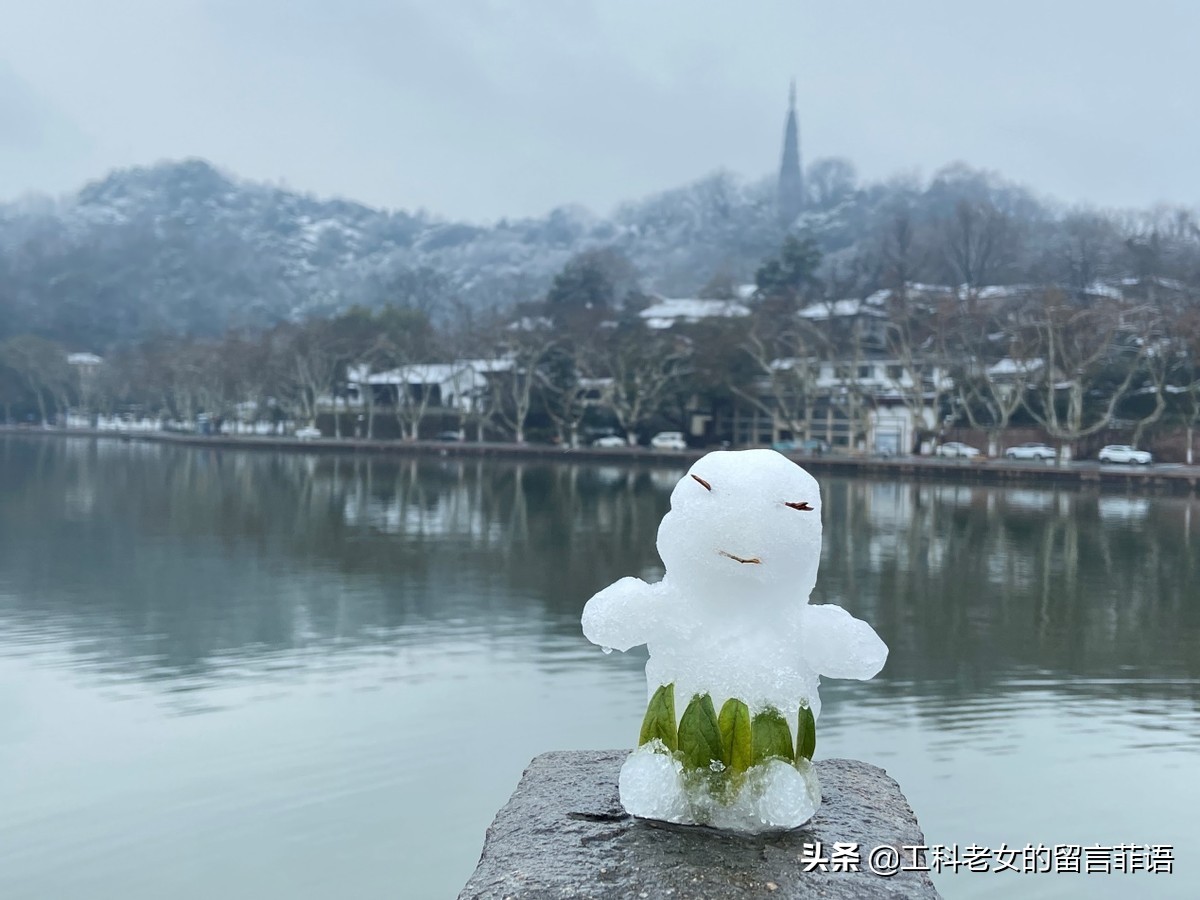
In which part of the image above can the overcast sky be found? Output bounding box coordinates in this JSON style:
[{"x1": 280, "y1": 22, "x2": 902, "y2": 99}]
[{"x1": 1, "y1": 0, "x2": 1197, "y2": 222}]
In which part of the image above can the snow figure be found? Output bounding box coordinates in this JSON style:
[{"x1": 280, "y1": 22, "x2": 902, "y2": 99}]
[{"x1": 582, "y1": 449, "x2": 887, "y2": 832}]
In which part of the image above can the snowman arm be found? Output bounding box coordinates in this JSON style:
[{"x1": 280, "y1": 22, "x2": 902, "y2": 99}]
[
  {"x1": 801, "y1": 604, "x2": 888, "y2": 680},
  {"x1": 581, "y1": 576, "x2": 658, "y2": 652}
]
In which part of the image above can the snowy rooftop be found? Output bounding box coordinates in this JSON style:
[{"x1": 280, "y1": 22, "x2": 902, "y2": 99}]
[
  {"x1": 862, "y1": 289, "x2": 892, "y2": 306},
  {"x1": 506, "y1": 315, "x2": 555, "y2": 332},
  {"x1": 1084, "y1": 282, "x2": 1125, "y2": 301},
  {"x1": 361, "y1": 358, "x2": 512, "y2": 385},
  {"x1": 974, "y1": 284, "x2": 1035, "y2": 300},
  {"x1": 1119, "y1": 276, "x2": 1188, "y2": 291},
  {"x1": 578, "y1": 376, "x2": 614, "y2": 390},
  {"x1": 368, "y1": 363, "x2": 465, "y2": 384},
  {"x1": 866, "y1": 282, "x2": 1069, "y2": 305},
  {"x1": 907, "y1": 282, "x2": 958, "y2": 295},
  {"x1": 986, "y1": 357, "x2": 1044, "y2": 377},
  {"x1": 457, "y1": 357, "x2": 515, "y2": 374},
  {"x1": 639, "y1": 298, "x2": 750, "y2": 329},
  {"x1": 768, "y1": 357, "x2": 809, "y2": 371},
  {"x1": 798, "y1": 298, "x2": 887, "y2": 320}
]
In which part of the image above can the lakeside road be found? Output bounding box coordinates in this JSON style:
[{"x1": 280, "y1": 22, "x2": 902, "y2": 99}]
[{"x1": 4, "y1": 426, "x2": 1200, "y2": 495}]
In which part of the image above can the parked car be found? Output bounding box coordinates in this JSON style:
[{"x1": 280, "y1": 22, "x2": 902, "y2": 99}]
[
  {"x1": 1004, "y1": 442, "x2": 1056, "y2": 461},
  {"x1": 295, "y1": 425, "x2": 322, "y2": 440},
  {"x1": 649, "y1": 431, "x2": 688, "y2": 451},
  {"x1": 592, "y1": 434, "x2": 626, "y2": 448},
  {"x1": 436, "y1": 430, "x2": 464, "y2": 442},
  {"x1": 936, "y1": 441, "x2": 981, "y2": 459},
  {"x1": 1098, "y1": 444, "x2": 1152, "y2": 465}
]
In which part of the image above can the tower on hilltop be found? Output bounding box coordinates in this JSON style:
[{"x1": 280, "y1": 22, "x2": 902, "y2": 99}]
[{"x1": 778, "y1": 80, "x2": 804, "y2": 226}]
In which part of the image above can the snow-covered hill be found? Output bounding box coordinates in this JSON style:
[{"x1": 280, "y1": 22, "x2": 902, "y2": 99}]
[{"x1": 1, "y1": 156, "x2": 1196, "y2": 351}]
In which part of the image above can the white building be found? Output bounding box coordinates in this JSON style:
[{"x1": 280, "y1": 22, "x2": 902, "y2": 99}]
[{"x1": 345, "y1": 359, "x2": 513, "y2": 413}]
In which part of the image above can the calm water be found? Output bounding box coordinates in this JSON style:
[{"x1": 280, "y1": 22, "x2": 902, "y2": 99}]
[{"x1": 1, "y1": 436, "x2": 1197, "y2": 899}]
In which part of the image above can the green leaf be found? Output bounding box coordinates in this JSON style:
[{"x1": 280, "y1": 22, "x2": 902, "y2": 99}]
[
  {"x1": 751, "y1": 707, "x2": 795, "y2": 764},
  {"x1": 638, "y1": 683, "x2": 677, "y2": 751},
  {"x1": 717, "y1": 698, "x2": 753, "y2": 773},
  {"x1": 796, "y1": 704, "x2": 816, "y2": 762},
  {"x1": 678, "y1": 693, "x2": 723, "y2": 771}
]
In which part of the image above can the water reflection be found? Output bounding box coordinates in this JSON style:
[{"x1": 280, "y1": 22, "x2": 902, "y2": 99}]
[
  {"x1": 2, "y1": 437, "x2": 1198, "y2": 705},
  {"x1": 816, "y1": 479, "x2": 1200, "y2": 705},
  {"x1": 0, "y1": 439, "x2": 677, "y2": 691}
]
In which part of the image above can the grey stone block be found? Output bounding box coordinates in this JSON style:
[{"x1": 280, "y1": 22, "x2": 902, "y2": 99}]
[{"x1": 460, "y1": 750, "x2": 940, "y2": 899}]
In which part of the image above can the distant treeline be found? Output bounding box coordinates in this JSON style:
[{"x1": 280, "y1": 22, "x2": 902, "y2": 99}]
[{"x1": 2, "y1": 157, "x2": 1199, "y2": 352}]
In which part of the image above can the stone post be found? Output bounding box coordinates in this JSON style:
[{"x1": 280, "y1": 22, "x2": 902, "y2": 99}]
[{"x1": 460, "y1": 750, "x2": 940, "y2": 899}]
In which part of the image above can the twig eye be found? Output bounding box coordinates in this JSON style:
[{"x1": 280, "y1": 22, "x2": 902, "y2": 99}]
[
  {"x1": 690, "y1": 474, "x2": 712, "y2": 491},
  {"x1": 785, "y1": 501, "x2": 813, "y2": 511}
]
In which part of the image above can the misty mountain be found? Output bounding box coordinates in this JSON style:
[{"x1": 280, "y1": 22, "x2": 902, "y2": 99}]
[{"x1": 1, "y1": 158, "x2": 1197, "y2": 352}]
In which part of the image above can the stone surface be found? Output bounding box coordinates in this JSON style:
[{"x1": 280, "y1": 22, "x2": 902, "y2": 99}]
[{"x1": 459, "y1": 750, "x2": 941, "y2": 900}]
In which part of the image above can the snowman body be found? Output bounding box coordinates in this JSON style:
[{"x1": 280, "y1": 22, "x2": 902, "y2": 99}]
[{"x1": 582, "y1": 449, "x2": 887, "y2": 831}]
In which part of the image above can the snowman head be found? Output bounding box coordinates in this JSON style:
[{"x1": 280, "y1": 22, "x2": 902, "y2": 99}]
[{"x1": 656, "y1": 449, "x2": 823, "y2": 604}]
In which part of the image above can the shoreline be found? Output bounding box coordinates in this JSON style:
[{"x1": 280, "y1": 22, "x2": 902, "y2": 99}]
[{"x1": 4, "y1": 426, "x2": 1199, "y2": 495}]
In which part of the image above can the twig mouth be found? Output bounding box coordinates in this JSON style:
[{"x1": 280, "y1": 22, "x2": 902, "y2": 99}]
[{"x1": 718, "y1": 550, "x2": 762, "y2": 565}]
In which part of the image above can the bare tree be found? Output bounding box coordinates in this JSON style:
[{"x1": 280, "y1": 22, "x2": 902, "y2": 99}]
[
  {"x1": 156, "y1": 339, "x2": 228, "y2": 429},
  {"x1": 942, "y1": 199, "x2": 1013, "y2": 289},
  {"x1": 537, "y1": 341, "x2": 600, "y2": 448},
  {"x1": 1018, "y1": 292, "x2": 1151, "y2": 460},
  {"x1": 880, "y1": 205, "x2": 928, "y2": 289},
  {"x1": 214, "y1": 332, "x2": 272, "y2": 433},
  {"x1": 1117, "y1": 304, "x2": 1173, "y2": 448},
  {"x1": 821, "y1": 351, "x2": 873, "y2": 453},
  {"x1": 949, "y1": 357, "x2": 1035, "y2": 457},
  {"x1": 383, "y1": 364, "x2": 434, "y2": 440},
  {"x1": 352, "y1": 306, "x2": 437, "y2": 440},
  {"x1": 441, "y1": 300, "x2": 507, "y2": 442},
  {"x1": 0, "y1": 358, "x2": 26, "y2": 423},
  {"x1": 882, "y1": 290, "x2": 955, "y2": 452},
  {"x1": 597, "y1": 328, "x2": 688, "y2": 445},
  {"x1": 492, "y1": 324, "x2": 556, "y2": 443},
  {"x1": 730, "y1": 313, "x2": 819, "y2": 444},
  {"x1": 280, "y1": 322, "x2": 342, "y2": 428},
  {"x1": 1059, "y1": 212, "x2": 1120, "y2": 292},
  {"x1": 1160, "y1": 308, "x2": 1200, "y2": 464},
  {"x1": 1181, "y1": 370, "x2": 1200, "y2": 466},
  {"x1": 806, "y1": 157, "x2": 857, "y2": 209},
  {"x1": 0, "y1": 335, "x2": 73, "y2": 424},
  {"x1": 938, "y1": 296, "x2": 1034, "y2": 456},
  {"x1": 458, "y1": 365, "x2": 500, "y2": 443}
]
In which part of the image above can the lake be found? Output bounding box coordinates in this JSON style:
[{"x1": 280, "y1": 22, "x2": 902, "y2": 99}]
[{"x1": 1, "y1": 435, "x2": 1197, "y2": 899}]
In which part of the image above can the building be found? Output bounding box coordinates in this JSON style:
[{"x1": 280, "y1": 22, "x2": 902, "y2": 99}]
[
  {"x1": 680, "y1": 285, "x2": 956, "y2": 452},
  {"x1": 716, "y1": 356, "x2": 951, "y2": 454},
  {"x1": 345, "y1": 359, "x2": 512, "y2": 415},
  {"x1": 778, "y1": 80, "x2": 805, "y2": 226}
]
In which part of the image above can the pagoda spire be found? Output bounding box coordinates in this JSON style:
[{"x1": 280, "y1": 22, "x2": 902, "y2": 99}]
[{"x1": 778, "y1": 80, "x2": 804, "y2": 226}]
